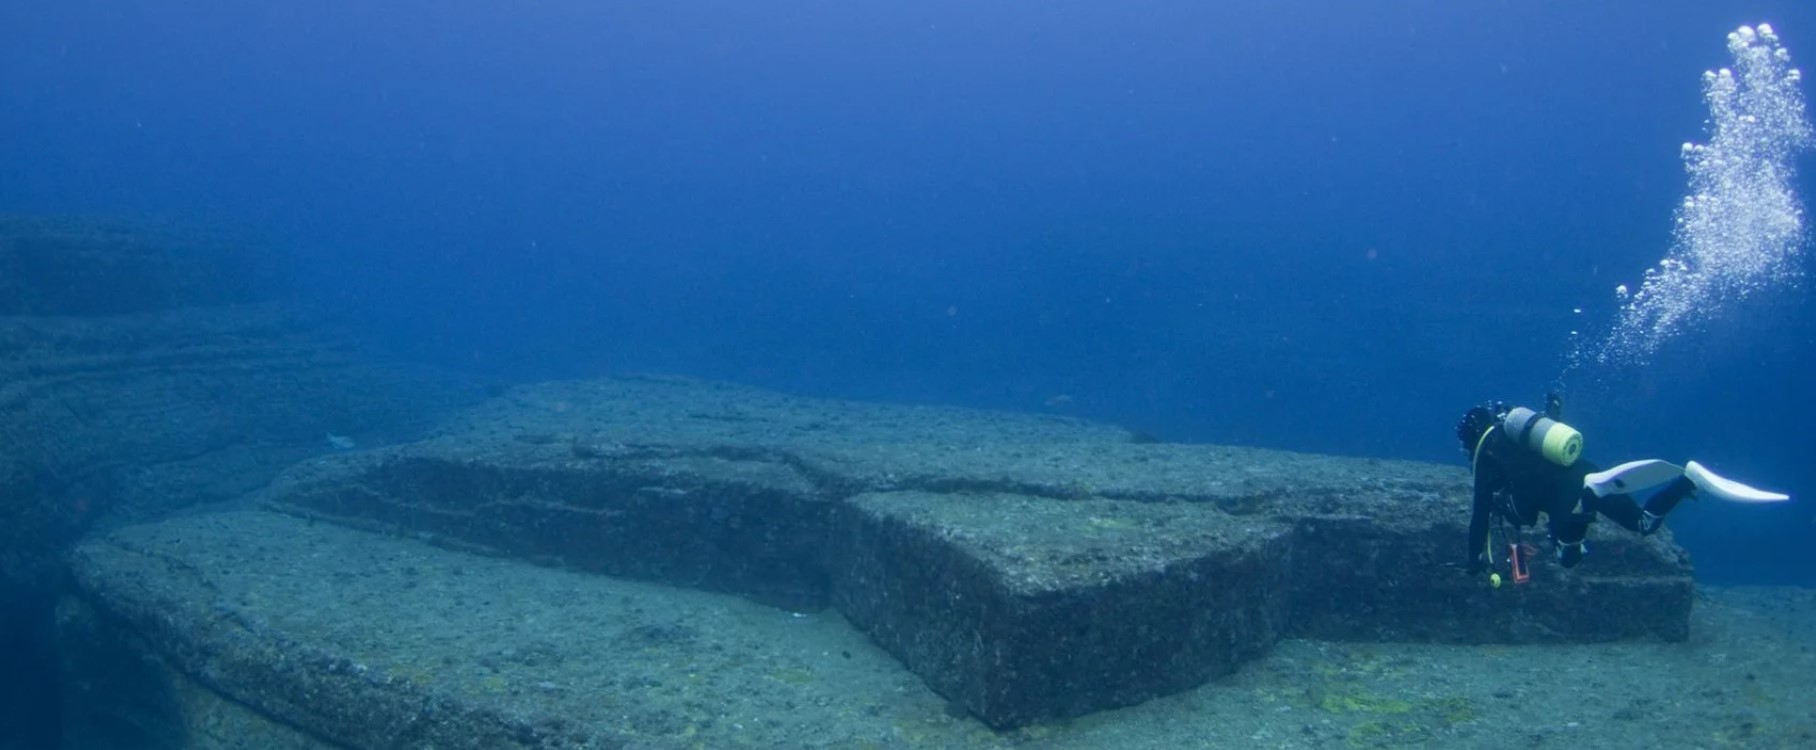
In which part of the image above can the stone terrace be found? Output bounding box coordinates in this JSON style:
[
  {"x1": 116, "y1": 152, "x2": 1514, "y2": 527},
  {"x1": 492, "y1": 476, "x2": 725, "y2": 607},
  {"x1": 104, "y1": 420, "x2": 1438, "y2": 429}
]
[
  {"x1": 254, "y1": 377, "x2": 1693, "y2": 728},
  {"x1": 65, "y1": 376, "x2": 1696, "y2": 743}
]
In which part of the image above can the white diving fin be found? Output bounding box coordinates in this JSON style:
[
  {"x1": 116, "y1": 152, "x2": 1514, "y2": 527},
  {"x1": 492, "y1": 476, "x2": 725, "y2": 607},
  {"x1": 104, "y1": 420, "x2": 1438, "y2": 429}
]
[
  {"x1": 1685, "y1": 460, "x2": 1790, "y2": 503},
  {"x1": 1585, "y1": 459, "x2": 1685, "y2": 498}
]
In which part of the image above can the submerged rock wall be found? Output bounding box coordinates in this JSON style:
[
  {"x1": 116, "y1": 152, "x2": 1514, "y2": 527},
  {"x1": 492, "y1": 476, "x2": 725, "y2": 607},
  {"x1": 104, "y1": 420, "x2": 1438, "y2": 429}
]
[{"x1": 0, "y1": 216, "x2": 480, "y2": 649}]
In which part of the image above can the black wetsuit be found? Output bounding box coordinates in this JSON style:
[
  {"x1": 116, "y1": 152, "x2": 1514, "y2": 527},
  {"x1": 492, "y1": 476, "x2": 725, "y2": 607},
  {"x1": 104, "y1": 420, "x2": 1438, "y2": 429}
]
[{"x1": 1466, "y1": 425, "x2": 1695, "y2": 571}]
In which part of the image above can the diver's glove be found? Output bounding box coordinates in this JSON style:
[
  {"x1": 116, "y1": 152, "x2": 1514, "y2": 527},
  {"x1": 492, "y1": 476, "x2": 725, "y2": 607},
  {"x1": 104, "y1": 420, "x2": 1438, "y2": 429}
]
[{"x1": 1464, "y1": 553, "x2": 1490, "y2": 576}]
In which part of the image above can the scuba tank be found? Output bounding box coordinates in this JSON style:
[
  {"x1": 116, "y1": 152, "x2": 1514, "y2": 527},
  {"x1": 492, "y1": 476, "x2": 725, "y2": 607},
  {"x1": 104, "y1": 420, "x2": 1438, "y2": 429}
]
[{"x1": 1499, "y1": 394, "x2": 1582, "y2": 467}]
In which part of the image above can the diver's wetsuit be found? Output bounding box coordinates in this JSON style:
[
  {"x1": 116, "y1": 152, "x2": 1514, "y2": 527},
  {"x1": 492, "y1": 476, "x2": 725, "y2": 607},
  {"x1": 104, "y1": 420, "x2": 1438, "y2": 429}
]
[{"x1": 1466, "y1": 425, "x2": 1695, "y2": 571}]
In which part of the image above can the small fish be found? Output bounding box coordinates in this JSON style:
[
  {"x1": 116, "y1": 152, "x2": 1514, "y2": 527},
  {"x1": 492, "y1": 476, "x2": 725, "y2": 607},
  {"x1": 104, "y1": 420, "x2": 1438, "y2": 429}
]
[{"x1": 325, "y1": 433, "x2": 357, "y2": 450}]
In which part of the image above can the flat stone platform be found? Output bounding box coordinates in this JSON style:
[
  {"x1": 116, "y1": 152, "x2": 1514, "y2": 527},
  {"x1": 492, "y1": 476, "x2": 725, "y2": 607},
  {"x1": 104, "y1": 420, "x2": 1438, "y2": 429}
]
[
  {"x1": 63, "y1": 510, "x2": 930, "y2": 750},
  {"x1": 65, "y1": 377, "x2": 1696, "y2": 741}
]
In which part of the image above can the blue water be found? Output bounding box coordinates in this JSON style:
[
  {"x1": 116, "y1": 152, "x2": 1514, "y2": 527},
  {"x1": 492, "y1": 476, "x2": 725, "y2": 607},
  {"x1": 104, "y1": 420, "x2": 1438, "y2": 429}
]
[{"x1": 3, "y1": 0, "x2": 1812, "y2": 589}]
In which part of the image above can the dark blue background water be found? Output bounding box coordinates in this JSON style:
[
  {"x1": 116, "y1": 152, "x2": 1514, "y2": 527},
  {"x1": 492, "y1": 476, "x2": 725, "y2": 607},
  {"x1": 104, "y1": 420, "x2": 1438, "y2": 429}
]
[{"x1": 4, "y1": 0, "x2": 1813, "y2": 585}]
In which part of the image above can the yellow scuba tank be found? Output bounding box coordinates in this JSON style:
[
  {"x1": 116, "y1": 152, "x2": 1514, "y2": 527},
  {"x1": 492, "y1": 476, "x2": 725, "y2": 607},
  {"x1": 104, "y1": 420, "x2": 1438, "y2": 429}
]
[{"x1": 1500, "y1": 406, "x2": 1582, "y2": 466}]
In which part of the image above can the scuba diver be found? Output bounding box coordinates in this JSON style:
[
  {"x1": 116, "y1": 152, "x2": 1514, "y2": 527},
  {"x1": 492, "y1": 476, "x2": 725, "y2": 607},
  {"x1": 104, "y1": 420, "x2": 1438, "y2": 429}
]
[{"x1": 1455, "y1": 393, "x2": 1789, "y2": 585}]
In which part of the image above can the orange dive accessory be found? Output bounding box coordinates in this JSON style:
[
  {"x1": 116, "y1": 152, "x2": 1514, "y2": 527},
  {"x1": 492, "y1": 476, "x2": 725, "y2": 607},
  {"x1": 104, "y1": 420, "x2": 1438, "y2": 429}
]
[{"x1": 1507, "y1": 542, "x2": 1532, "y2": 584}]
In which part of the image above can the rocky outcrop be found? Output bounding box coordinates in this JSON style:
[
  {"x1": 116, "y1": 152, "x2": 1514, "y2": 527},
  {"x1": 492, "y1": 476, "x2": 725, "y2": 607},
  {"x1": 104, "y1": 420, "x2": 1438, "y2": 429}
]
[
  {"x1": 0, "y1": 216, "x2": 480, "y2": 611},
  {"x1": 196, "y1": 377, "x2": 1692, "y2": 732},
  {"x1": 13, "y1": 214, "x2": 1693, "y2": 740},
  {"x1": 0, "y1": 215, "x2": 280, "y2": 317}
]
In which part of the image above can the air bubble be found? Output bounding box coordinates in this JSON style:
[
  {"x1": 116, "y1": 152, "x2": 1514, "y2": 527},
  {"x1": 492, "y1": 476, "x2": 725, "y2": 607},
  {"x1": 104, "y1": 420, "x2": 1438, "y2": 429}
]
[{"x1": 1584, "y1": 22, "x2": 1812, "y2": 369}]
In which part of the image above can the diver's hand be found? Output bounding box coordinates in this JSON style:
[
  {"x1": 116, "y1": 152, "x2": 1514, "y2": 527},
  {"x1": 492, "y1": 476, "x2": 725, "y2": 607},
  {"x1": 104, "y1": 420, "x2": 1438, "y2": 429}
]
[{"x1": 1463, "y1": 554, "x2": 1489, "y2": 576}]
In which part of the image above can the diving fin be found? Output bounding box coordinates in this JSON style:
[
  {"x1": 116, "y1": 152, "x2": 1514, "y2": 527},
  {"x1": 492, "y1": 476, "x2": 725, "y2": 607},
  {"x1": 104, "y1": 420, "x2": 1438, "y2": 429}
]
[
  {"x1": 1585, "y1": 459, "x2": 1685, "y2": 498},
  {"x1": 1685, "y1": 461, "x2": 1790, "y2": 503}
]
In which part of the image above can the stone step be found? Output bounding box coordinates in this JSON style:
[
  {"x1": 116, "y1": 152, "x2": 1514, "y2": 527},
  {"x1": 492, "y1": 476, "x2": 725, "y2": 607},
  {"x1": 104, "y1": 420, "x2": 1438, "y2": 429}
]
[{"x1": 63, "y1": 510, "x2": 940, "y2": 750}]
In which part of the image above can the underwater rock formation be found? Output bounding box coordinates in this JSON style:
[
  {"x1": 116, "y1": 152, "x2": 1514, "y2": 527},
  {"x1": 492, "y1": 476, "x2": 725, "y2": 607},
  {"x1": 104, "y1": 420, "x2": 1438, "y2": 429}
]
[
  {"x1": 60, "y1": 377, "x2": 1694, "y2": 744},
  {"x1": 0, "y1": 216, "x2": 480, "y2": 652}
]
